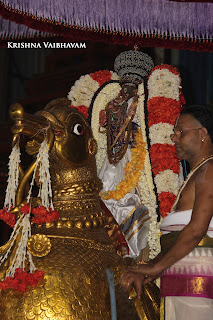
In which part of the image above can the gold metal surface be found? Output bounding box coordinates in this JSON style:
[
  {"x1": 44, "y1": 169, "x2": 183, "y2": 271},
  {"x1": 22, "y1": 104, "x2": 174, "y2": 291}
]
[
  {"x1": 27, "y1": 234, "x2": 51, "y2": 257},
  {"x1": 0, "y1": 238, "x2": 14, "y2": 255},
  {"x1": 0, "y1": 99, "x2": 160, "y2": 320}
]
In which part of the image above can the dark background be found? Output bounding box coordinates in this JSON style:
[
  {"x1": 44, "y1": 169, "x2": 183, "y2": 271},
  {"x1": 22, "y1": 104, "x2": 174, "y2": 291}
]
[{"x1": 0, "y1": 41, "x2": 212, "y2": 244}]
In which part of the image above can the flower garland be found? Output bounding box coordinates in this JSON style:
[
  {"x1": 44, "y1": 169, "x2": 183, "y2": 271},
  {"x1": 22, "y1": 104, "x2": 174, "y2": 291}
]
[
  {"x1": 100, "y1": 130, "x2": 146, "y2": 201},
  {"x1": 0, "y1": 208, "x2": 16, "y2": 228},
  {"x1": 4, "y1": 142, "x2": 21, "y2": 211},
  {"x1": 89, "y1": 79, "x2": 160, "y2": 259},
  {"x1": 135, "y1": 84, "x2": 160, "y2": 259},
  {"x1": 0, "y1": 136, "x2": 59, "y2": 293},
  {"x1": 90, "y1": 70, "x2": 113, "y2": 86},
  {"x1": 90, "y1": 82, "x2": 121, "y2": 172},
  {"x1": 67, "y1": 70, "x2": 162, "y2": 259},
  {"x1": 67, "y1": 70, "x2": 119, "y2": 108},
  {"x1": 147, "y1": 64, "x2": 184, "y2": 218},
  {"x1": 0, "y1": 205, "x2": 60, "y2": 228},
  {"x1": 0, "y1": 268, "x2": 44, "y2": 293},
  {"x1": 149, "y1": 144, "x2": 180, "y2": 176},
  {"x1": 21, "y1": 203, "x2": 60, "y2": 225},
  {"x1": 70, "y1": 105, "x2": 89, "y2": 119}
]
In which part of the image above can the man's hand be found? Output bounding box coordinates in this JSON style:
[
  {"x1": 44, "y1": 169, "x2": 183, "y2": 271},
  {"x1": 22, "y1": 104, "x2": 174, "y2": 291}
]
[
  {"x1": 129, "y1": 262, "x2": 162, "y2": 282},
  {"x1": 120, "y1": 269, "x2": 145, "y2": 299}
]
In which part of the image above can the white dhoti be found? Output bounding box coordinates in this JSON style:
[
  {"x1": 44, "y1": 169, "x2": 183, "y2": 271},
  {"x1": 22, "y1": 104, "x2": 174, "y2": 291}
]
[
  {"x1": 160, "y1": 210, "x2": 213, "y2": 319},
  {"x1": 99, "y1": 148, "x2": 150, "y2": 259},
  {"x1": 165, "y1": 296, "x2": 213, "y2": 320}
]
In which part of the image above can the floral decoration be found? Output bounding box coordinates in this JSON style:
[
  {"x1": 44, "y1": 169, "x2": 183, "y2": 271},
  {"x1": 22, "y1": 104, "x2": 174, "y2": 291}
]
[
  {"x1": 21, "y1": 204, "x2": 59, "y2": 225},
  {"x1": 149, "y1": 144, "x2": 180, "y2": 175},
  {"x1": 100, "y1": 129, "x2": 146, "y2": 201},
  {"x1": 158, "y1": 192, "x2": 176, "y2": 218},
  {"x1": 31, "y1": 206, "x2": 60, "y2": 225},
  {"x1": 90, "y1": 70, "x2": 113, "y2": 86},
  {"x1": 20, "y1": 203, "x2": 31, "y2": 215},
  {"x1": 0, "y1": 268, "x2": 44, "y2": 293},
  {"x1": 135, "y1": 84, "x2": 160, "y2": 259},
  {"x1": 147, "y1": 97, "x2": 182, "y2": 127},
  {"x1": 90, "y1": 82, "x2": 121, "y2": 172},
  {"x1": 67, "y1": 70, "x2": 119, "y2": 108},
  {"x1": 0, "y1": 204, "x2": 60, "y2": 228},
  {"x1": 147, "y1": 64, "x2": 184, "y2": 218},
  {"x1": 66, "y1": 65, "x2": 184, "y2": 258},
  {"x1": 70, "y1": 105, "x2": 89, "y2": 119},
  {"x1": 0, "y1": 208, "x2": 15, "y2": 228}
]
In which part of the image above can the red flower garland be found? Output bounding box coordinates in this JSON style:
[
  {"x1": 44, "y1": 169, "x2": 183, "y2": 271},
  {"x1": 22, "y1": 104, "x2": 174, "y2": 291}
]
[
  {"x1": 69, "y1": 70, "x2": 113, "y2": 119},
  {"x1": 147, "y1": 66, "x2": 184, "y2": 217},
  {"x1": 0, "y1": 268, "x2": 45, "y2": 293},
  {"x1": 32, "y1": 206, "x2": 59, "y2": 225},
  {"x1": 158, "y1": 192, "x2": 176, "y2": 218},
  {"x1": 147, "y1": 97, "x2": 182, "y2": 127},
  {"x1": 70, "y1": 105, "x2": 89, "y2": 119},
  {"x1": 150, "y1": 64, "x2": 181, "y2": 76},
  {"x1": 149, "y1": 144, "x2": 180, "y2": 175},
  {"x1": 20, "y1": 203, "x2": 31, "y2": 215},
  {"x1": 90, "y1": 70, "x2": 112, "y2": 86},
  {"x1": 0, "y1": 208, "x2": 16, "y2": 228},
  {"x1": 0, "y1": 204, "x2": 60, "y2": 228}
]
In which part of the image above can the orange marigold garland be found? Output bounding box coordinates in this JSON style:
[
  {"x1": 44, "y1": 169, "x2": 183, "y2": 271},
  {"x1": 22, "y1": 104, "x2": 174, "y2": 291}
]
[{"x1": 100, "y1": 129, "x2": 146, "y2": 201}]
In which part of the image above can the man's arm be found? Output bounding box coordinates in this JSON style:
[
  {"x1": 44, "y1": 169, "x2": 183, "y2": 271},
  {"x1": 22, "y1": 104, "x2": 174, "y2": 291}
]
[{"x1": 130, "y1": 163, "x2": 213, "y2": 279}]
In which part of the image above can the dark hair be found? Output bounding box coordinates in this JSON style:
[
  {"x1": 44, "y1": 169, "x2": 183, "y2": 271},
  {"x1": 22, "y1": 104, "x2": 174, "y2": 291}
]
[{"x1": 180, "y1": 105, "x2": 213, "y2": 143}]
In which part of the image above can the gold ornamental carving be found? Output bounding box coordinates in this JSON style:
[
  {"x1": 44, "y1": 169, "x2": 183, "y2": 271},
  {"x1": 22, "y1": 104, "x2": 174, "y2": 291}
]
[
  {"x1": 0, "y1": 99, "x2": 160, "y2": 320},
  {"x1": 27, "y1": 234, "x2": 51, "y2": 257}
]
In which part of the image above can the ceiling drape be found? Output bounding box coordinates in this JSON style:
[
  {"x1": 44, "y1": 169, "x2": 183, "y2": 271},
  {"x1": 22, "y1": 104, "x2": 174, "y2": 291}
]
[{"x1": 0, "y1": 0, "x2": 212, "y2": 51}]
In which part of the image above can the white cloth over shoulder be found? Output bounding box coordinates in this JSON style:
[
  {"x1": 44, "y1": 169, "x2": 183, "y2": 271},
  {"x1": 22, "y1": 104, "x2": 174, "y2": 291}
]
[
  {"x1": 160, "y1": 209, "x2": 213, "y2": 237},
  {"x1": 99, "y1": 148, "x2": 150, "y2": 259}
]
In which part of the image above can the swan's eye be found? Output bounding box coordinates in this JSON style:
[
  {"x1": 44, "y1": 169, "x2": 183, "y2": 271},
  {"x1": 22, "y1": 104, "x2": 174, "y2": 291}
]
[{"x1": 72, "y1": 123, "x2": 83, "y2": 136}]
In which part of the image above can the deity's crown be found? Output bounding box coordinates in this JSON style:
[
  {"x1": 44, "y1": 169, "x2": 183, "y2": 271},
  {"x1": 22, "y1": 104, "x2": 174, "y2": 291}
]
[{"x1": 114, "y1": 50, "x2": 154, "y2": 83}]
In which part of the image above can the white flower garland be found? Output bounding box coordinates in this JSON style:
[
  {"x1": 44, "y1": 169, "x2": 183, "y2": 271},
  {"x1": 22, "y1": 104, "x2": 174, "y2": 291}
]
[
  {"x1": 67, "y1": 68, "x2": 183, "y2": 259},
  {"x1": 1, "y1": 135, "x2": 53, "y2": 278},
  {"x1": 67, "y1": 71, "x2": 119, "y2": 107},
  {"x1": 149, "y1": 123, "x2": 174, "y2": 146},
  {"x1": 4, "y1": 142, "x2": 21, "y2": 210},
  {"x1": 90, "y1": 80, "x2": 160, "y2": 259},
  {"x1": 147, "y1": 66, "x2": 183, "y2": 220},
  {"x1": 148, "y1": 68, "x2": 181, "y2": 100},
  {"x1": 155, "y1": 170, "x2": 179, "y2": 195},
  {"x1": 91, "y1": 82, "x2": 121, "y2": 172},
  {"x1": 136, "y1": 85, "x2": 161, "y2": 259},
  {"x1": 68, "y1": 74, "x2": 100, "y2": 107}
]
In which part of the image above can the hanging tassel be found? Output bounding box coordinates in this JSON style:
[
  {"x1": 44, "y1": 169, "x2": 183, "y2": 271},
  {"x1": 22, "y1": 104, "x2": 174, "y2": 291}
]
[
  {"x1": 0, "y1": 135, "x2": 55, "y2": 292},
  {"x1": 0, "y1": 210, "x2": 36, "y2": 277},
  {"x1": 4, "y1": 142, "x2": 21, "y2": 210},
  {"x1": 27, "y1": 135, "x2": 54, "y2": 210},
  {"x1": 0, "y1": 205, "x2": 45, "y2": 293},
  {"x1": 37, "y1": 137, "x2": 54, "y2": 210}
]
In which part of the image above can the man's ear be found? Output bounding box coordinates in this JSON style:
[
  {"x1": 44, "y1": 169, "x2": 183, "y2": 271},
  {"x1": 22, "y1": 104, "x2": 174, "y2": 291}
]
[{"x1": 200, "y1": 127, "x2": 208, "y2": 142}]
